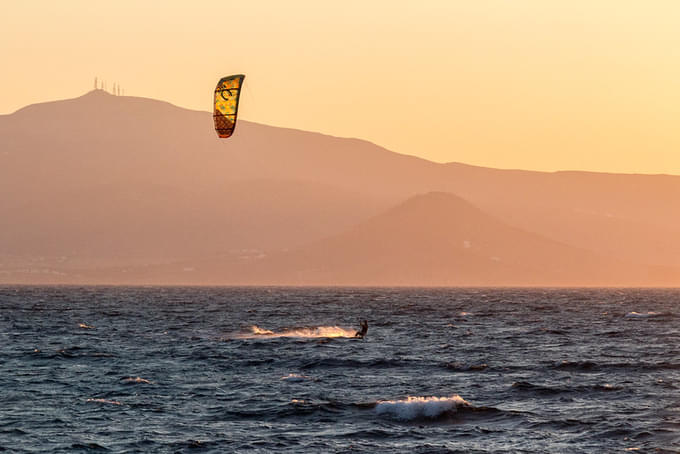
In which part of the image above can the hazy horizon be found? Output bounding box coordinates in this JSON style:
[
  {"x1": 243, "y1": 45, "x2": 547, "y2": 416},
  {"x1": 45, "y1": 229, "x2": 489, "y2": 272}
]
[
  {"x1": 2, "y1": 2, "x2": 679, "y2": 287},
  {"x1": 2, "y1": 90, "x2": 679, "y2": 286}
]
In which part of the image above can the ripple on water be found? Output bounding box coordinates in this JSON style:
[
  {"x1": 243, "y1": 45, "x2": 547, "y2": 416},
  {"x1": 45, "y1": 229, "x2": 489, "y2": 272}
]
[{"x1": 0, "y1": 286, "x2": 677, "y2": 452}]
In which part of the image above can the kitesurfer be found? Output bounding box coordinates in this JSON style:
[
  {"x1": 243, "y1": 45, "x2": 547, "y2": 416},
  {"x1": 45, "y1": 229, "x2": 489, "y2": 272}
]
[{"x1": 355, "y1": 320, "x2": 368, "y2": 338}]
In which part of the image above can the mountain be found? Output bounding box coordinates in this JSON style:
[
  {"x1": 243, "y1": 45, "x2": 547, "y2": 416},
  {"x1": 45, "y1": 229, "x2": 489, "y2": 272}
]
[
  {"x1": 1, "y1": 90, "x2": 679, "y2": 285},
  {"x1": 0, "y1": 90, "x2": 391, "y2": 267},
  {"x1": 267, "y1": 192, "x2": 676, "y2": 286},
  {"x1": 57, "y1": 192, "x2": 677, "y2": 286}
]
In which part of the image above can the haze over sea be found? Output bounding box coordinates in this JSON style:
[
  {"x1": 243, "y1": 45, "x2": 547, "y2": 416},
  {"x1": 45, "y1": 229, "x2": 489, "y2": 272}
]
[{"x1": 2, "y1": 286, "x2": 679, "y2": 453}]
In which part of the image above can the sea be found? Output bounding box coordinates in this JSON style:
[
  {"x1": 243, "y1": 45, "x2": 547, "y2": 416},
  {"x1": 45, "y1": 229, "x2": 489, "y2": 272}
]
[{"x1": 1, "y1": 286, "x2": 679, "y2": 453}]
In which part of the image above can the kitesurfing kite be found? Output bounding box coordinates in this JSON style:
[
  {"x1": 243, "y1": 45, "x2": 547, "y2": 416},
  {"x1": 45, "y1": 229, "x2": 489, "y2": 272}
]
[{"x1": 213, "y1": 74, "x2": 245, "y2": 138}]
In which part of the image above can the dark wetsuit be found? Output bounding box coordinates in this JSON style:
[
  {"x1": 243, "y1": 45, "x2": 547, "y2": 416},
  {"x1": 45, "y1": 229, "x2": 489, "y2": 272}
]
[{"x1": 355, "y1": 320, "x2": 368, "y2": 338}]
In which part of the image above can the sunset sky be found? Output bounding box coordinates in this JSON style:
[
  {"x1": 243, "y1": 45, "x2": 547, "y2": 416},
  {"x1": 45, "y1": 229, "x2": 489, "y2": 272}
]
[{"x1": 2, "y1": 1, "x2": 679, "y2": 174}]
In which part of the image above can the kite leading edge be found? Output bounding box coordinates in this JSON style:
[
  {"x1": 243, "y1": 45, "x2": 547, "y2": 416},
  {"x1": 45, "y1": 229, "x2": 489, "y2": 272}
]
[{"x1": 213, "y1": 74, "x2": 245, "y2": 138}]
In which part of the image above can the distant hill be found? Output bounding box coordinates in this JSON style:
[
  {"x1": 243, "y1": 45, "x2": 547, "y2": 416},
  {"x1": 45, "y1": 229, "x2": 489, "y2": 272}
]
[
  {"x1": 266, "y1": 192, "x2": 676, "y2": 286},
  {"x1": 0, "y1": 90, "x2": 390, "y2": 266},
  {"x1": 60, "y1": 192, "x2": 678, "y2": 286},
  {"x1": 1, "y1": 91, "x2": 679, "y2": 285}
]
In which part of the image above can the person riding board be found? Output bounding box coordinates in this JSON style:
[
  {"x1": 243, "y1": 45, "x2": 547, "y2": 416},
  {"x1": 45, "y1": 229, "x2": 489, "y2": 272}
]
[{"x1": 355, "y1": 320, "x2": 368, "y2": 338}]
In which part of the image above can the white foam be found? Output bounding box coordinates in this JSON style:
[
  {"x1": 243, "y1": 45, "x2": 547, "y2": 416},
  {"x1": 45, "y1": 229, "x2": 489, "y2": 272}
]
[
  {"x1": 121, "y1": 376, "x2": 152, "y2": 384},
  {"x1": 375, "y1": 395, "x2": 470, "y2": 420},
  {"x1": 239, "y1": 325, "x2": 357, "y2": 339},
  {"x1": 280, "y1": 373, "x2": 311, "y2": 382},
  {"x1": 625, "y1": 311, "x2": 660, "y2": 318},
  {"x1": 250, "y1": 325, "x2": 274, "y2": 335}
]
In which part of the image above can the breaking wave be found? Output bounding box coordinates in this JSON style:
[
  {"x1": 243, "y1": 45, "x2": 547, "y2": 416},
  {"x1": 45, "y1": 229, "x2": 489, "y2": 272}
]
[{"x1": 375, "y1": 395, "x2": 470, "y2": 421}]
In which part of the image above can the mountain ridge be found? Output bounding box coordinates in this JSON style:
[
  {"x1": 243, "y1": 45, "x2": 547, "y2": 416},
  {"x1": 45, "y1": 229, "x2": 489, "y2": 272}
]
[{"x1": 1, "y1": 91, "x2": 679, "y2": 285}]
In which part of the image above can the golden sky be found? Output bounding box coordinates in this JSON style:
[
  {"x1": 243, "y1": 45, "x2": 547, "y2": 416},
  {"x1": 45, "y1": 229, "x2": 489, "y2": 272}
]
[{"x1": 2, "y1": 1, "x2": 679, "y2": 174}]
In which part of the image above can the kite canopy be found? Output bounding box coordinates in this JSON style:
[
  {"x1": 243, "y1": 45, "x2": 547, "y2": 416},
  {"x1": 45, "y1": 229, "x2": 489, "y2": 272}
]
[{"x1": 213, "y1": 74, "x2": 245, "y2": 138}]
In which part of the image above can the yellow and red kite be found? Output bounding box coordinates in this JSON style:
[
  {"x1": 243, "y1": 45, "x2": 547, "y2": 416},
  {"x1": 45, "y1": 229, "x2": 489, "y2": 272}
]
[{"x1": 213, "y1": 74, "x2": 245, "y2": 138}]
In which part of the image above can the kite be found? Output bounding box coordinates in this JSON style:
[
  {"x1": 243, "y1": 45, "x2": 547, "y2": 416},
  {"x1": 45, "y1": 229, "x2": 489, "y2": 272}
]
[{"x1": 213, "y1": 74, "x2": 245, "y2": 138}]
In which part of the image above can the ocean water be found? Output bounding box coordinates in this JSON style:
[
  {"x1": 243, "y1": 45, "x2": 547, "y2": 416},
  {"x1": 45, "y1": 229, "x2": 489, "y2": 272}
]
[{"x1": 1, "y1": 286, "x2": 679, "y2": 453}]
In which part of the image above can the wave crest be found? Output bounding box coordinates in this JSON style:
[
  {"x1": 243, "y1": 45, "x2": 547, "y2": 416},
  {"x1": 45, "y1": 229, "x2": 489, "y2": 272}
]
[
  {"x1": 281, "y1": 373, "x2": 311, "y2": 382},
  {"x1": 375, "y1": 395, "x2": 470, "y2": 420},
  {"x1": 86, "y1": 398, "x2": 121, "y2": 405},
  {"x1": 625, "y1": 311, "x2": 665, "y2": 318}
]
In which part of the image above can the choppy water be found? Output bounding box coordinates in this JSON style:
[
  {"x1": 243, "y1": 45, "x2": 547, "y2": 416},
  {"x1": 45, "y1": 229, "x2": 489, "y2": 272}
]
[{"x1": 1, "y1": 286, "x2": 679, "y2": 453}]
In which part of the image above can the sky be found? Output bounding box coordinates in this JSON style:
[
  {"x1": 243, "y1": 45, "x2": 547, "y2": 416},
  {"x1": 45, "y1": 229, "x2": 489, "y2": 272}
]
[{"x1": 2, "y1": 1, "x2": 679, "y2": 174}]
